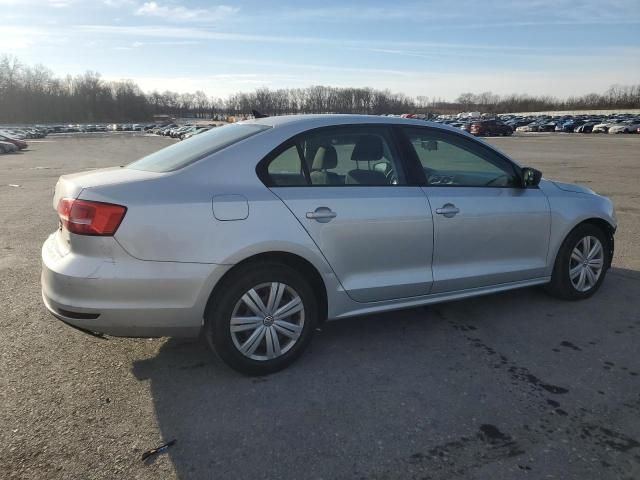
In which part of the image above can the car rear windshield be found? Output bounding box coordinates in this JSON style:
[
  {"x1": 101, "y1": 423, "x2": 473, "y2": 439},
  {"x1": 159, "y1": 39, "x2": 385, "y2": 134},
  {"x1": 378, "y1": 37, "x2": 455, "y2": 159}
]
[{"x1": 127, "y1": 123, "x2": 271, "y2": 172}]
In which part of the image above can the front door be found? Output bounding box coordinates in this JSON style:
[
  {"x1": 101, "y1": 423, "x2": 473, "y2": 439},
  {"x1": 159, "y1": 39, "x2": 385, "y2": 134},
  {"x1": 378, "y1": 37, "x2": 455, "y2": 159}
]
[
  {"x1": 262, "y1": 125, "x2": 434, "y2": 302},
  {"x1": 401, "y1": 126, "x2": 550, "y2": 293}
]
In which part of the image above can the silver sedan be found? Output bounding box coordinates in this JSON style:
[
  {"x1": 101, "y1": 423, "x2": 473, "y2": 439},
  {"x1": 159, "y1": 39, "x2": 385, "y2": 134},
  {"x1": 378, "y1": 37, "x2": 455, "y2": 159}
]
[{"x1": 41, "y1": 115, "x2": 616, "y2": 374}]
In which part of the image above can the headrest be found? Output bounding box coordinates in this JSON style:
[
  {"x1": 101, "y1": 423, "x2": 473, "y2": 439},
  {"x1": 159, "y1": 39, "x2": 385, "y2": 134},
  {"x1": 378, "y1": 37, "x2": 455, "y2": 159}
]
[
  {"x1": 351, "y1": 135, "x2": 383, "y2": 161},
  {"x1": 312, "y1": 145, "x2": 338, "y2": 170}
]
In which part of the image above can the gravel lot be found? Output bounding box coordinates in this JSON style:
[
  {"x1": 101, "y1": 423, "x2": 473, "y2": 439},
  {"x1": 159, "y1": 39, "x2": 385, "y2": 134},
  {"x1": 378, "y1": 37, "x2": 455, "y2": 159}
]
[{"x1": 1, "y1": 132, "x2": 639, "y2": 480}]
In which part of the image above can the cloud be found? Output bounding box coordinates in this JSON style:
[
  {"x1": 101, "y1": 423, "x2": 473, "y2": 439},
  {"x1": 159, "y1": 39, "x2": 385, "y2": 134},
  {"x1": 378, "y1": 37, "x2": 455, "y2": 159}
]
[
  {"x1": 103, "y1": 0, "x2": 135, "y2": 6},
  {"x1": 104, "y1": 61, "x2": 639, "y2": 100},
  {"x1": 48, "y1": 0, "x2": 73, "y2": 6},
  {"x1": 279, "y1": 6, "x2": 459, "y2": 22},
  {"x1": 108, "y1": 73, "x2": 303, "y2": 97},
  {"x1": 279, "y1": 1, "x2": 639, "y2": 28},
  {"x1": 0, "y1": 25, "x2": 68, "y2": 49},
  {"x1": 221, "y1": 57, "x2": 412, "y2": 77},
  {"x1": 7, "y1": 0, "x2": 77, "y2": 7},
  {"x1": 0, "y1": 0, "x2": 75, "y2": 5},
  {"x1": 129, "y1": 40, "x2": 200, "y2": 47},
  {"x1": 76, "y1": 24, "x2": 547, "y2": 52},
  {"x1": 80, "y1": 23, "x2": 639, "y2": 57},
  {"x1": 134, "y1": 2, "x2": 238, "y2": 22}
]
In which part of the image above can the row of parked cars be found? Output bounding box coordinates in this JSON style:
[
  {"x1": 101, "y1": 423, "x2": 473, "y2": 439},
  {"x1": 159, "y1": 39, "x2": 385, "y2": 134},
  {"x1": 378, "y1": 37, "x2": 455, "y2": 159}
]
[
  {"x1": 0, "y1": 122, "x2": 218, "y2": 151},
  {"x1": 0, "y1": 126, "x2": 45, "y2": 154},
  {"x1": 432, "y1": 118, "x2": 514, "y2": 137},
  {"x1": 23, "y1": 123, "x2": 157, "y2": 133},
  {"x1": 148, "y1": 123, "x2": 216, "y2": 140},
  {"x1": 52, "y1": 122, "x2": 217, "y2": 140},
  {"x1": 48, "y1": 124, "x2": 151, "y2": 133},
  {"x1": 433, "y1": 113, "x2": 640, "y2": 136},
  {"x1": 3, "y1": 112, "x2": 638, "y2": 151},
  {"x1": 107, "y1": 123, "x2": 157, "y2": 132},
  {"x1": 510, "y1": 115, "x2": 640, "y2": 134}
]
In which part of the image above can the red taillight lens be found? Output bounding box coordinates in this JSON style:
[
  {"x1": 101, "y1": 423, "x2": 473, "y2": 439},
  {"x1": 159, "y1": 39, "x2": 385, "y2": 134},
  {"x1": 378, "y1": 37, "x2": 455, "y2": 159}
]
[{"x1": 57, "y1": 198, "x2": 127, "y2": 236}]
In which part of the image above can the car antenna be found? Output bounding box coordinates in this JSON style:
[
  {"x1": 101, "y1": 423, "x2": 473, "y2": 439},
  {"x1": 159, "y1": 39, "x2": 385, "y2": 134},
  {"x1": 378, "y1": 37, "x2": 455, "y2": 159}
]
[{"x1": 252, "y1": 109, "x2": 269, "y2": 119}]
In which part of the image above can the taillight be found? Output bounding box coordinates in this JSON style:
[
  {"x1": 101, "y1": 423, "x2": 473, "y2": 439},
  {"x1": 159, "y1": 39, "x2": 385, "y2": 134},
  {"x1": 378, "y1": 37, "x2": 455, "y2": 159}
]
[{"x1": 57, "y1": 198, "x2": 127, "y2": 236}]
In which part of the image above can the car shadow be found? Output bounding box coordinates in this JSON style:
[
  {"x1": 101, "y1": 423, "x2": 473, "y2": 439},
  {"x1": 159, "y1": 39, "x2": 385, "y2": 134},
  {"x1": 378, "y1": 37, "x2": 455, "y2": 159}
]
[{"x1": 132, "y1": 267, "x2": 640, "y2": 479}]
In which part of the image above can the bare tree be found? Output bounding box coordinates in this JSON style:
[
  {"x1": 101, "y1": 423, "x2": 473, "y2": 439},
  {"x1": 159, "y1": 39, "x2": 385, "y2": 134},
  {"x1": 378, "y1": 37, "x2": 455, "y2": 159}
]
[{"x1": 1, "y1": 55, "x2": 639, "y2": 124}]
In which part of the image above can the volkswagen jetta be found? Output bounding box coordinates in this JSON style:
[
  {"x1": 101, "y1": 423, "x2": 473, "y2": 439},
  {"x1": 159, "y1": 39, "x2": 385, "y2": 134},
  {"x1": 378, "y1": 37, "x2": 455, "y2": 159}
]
[{"x1": 41, "y1": 115, "x2": 616, "y2": 374}]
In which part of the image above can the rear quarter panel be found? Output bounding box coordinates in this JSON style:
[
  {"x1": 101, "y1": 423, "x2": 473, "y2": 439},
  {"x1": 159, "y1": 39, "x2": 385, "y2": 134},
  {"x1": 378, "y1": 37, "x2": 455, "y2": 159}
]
[{"x1": 77, "y1": 131, "x2": 336, "y2": 277}]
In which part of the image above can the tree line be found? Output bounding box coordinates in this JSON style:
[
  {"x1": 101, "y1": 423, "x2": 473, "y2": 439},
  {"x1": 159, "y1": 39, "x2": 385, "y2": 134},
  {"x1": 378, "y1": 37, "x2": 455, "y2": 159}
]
[
  {"x1": 454, "y1": 86, "x2": 640, "y2": 114},
  {"x1": 1, "y1": 55, "x2": 638, "y2": 124}
]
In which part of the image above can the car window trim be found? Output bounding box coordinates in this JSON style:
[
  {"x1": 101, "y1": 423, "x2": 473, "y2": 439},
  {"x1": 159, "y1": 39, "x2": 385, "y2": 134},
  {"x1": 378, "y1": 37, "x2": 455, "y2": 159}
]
[
  {"x1": 257, "y1": 123, "x2": 415, "y2": 188},
  {"x1": 391, "y1": 125, "x2": 427, "y2": 185},
  {"x1": 396, "y1": 125, "x2": 526, "y2": 189},
  {"x1": 295, "y1": 142, "x2": 312, "y2": 184},
  {"x1": 257, "y1": 140, "x2": 308, "y2": 187}
]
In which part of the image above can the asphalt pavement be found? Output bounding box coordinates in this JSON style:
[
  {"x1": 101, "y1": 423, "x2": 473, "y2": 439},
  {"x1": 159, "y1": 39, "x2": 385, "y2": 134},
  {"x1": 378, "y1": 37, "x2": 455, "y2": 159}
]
[{"x1": 1, "y1": 132, "x2": 639, "y2": 479}]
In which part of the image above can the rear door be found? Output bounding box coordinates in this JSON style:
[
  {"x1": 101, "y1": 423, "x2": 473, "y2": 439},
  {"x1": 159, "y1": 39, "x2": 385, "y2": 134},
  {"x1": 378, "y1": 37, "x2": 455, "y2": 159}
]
[
  {"x1": 400, "y1": 126, "x2": 550, "y2": 294},
  {"x1": 259, "y1": 125, "x2": 434, "y2": 303}
]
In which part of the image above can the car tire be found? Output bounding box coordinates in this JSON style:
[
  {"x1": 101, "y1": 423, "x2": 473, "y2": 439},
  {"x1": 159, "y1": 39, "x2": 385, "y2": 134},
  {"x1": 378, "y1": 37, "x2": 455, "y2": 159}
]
[
  {"x1": 545, "y1": 223, "x2": 610, "y2": 300},
  {"x1": 204, "y1": 261, "x2": 318, "y2": 375}
]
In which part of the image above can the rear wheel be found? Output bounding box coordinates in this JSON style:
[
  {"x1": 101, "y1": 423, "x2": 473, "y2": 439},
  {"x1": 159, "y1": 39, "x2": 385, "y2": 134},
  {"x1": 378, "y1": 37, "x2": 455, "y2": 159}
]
[
  {"x1": 545, "y1": 223, "x2": 610, "y2": 300},
  {"x1": 204, "y1": 262, "x2": 318, "y2": 375}
]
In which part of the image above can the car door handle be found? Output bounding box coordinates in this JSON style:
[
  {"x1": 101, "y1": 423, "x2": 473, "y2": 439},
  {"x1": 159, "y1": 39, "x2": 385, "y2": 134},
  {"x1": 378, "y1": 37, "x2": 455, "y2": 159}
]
[
  {"x1": 306, "y1": 207, "x2": 337, "y2": 222},
  {"x1": 435, "y1": 203, "x2": 460, "y2": 218}
]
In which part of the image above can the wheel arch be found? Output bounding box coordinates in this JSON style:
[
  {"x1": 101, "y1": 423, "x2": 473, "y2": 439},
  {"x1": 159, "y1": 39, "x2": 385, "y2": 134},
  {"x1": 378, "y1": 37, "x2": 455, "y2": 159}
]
[
  {"x1": 578, "y1": 217, "x2": 615, "y2": 268},
  {"x1": 556, "y1": 217, "x2": 615, "y2": 270},
  {"x1": 203, "y1": 251, "x2": 329, "y2": 324}
]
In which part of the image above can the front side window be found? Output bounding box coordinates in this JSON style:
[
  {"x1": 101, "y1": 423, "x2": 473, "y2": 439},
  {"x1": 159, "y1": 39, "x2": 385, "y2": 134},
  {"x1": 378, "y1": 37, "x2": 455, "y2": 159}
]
[
  {"x1": 403, "y1": 127, "x2": 520, "y2": 187},
  {"x1": 128, "y1": 123, "x2": 270, "y2": 172},
  {"x1": 263, "y1": 126, "x2": 406, "y2": 187}
]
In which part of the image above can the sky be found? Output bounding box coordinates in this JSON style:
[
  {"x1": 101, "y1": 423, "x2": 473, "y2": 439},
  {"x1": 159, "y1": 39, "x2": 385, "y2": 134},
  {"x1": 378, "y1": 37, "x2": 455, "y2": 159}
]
[{"x1": 0, "y1": 0, "x2": 639, "y2": 101}]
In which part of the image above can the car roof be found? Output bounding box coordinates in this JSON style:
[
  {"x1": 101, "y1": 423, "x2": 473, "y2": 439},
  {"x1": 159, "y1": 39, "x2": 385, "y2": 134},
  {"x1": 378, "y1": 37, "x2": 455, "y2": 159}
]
[
  {"x1": 240, "y1": 113, "x2": 463, "y2": 134},
  {"x1": 229, "y1": 113, "x2": 518, "y2": 167}
]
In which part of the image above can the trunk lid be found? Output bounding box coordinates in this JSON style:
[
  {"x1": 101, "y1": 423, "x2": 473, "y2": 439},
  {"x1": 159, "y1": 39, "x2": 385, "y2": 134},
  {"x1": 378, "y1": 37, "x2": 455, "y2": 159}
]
[{"x1": 52, "y1": 167, "x2": 163, "y2": 209}]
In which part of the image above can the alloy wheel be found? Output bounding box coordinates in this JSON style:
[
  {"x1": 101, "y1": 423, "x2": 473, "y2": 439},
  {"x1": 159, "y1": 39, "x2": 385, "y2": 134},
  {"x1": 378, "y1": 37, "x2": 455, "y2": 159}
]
[{"x1": 569, "y1": 235, "x2": 604, "y2": 292}]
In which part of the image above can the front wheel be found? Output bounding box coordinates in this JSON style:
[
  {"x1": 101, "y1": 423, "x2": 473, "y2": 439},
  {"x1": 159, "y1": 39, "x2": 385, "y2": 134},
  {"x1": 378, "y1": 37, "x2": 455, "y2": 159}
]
[
  {"x1": 204, "y1": 262, "x2": 318, "y2": 375},
  {"x1": 545, "y1": 224, "x2": 610, "y2": 300}
]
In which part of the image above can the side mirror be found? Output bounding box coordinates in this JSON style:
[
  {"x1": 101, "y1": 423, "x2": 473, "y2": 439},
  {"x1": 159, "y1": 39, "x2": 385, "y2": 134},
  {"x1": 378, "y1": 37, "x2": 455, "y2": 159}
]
[{"x1": 521, "y1": 167, "x2": 542, "y2": 187}]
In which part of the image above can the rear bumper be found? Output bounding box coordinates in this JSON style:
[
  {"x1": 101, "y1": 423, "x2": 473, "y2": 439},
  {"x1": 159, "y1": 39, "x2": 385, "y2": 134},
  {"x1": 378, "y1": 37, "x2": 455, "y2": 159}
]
[{"x1": 41, "y1": 233, "x2": 231, "y2": 337}]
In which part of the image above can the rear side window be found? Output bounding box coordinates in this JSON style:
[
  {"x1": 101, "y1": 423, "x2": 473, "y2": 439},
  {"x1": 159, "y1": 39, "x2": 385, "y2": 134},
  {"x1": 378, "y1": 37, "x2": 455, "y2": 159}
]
[
  {"x1": 267, "y1": 145, "x2": 307, "y2": 186},
  {"x1": 127, "y1": 123, "x2": 270, "y2": 172},
  {"x1": 261, "y1": 125, "x2": 406, "y2": 186}
]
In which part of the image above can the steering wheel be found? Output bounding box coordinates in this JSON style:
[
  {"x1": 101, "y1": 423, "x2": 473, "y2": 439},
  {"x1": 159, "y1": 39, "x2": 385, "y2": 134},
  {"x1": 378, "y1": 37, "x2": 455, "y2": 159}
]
[{"x1": 422, "y1": 166, "x2": 435, "y2": 185}]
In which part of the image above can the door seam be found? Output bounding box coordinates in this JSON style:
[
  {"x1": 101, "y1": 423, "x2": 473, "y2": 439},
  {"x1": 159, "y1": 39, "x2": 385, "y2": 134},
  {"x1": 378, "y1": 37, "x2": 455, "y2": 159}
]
[
  {"x1": 419, "y1": 186, "x2": 436, "y2": 295},
  {"x1": 267, "y1": 187, "x2": 354, "y2": 299}
]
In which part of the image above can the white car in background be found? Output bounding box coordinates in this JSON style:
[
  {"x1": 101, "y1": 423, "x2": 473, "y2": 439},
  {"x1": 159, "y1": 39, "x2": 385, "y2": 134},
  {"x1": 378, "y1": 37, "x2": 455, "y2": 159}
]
[
  {"x1": 592, "y1": 121, "x2": 620, "y2": 134},
  {"x1": 608, "y1": 121, "x2": 640, "y2": 134}
]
